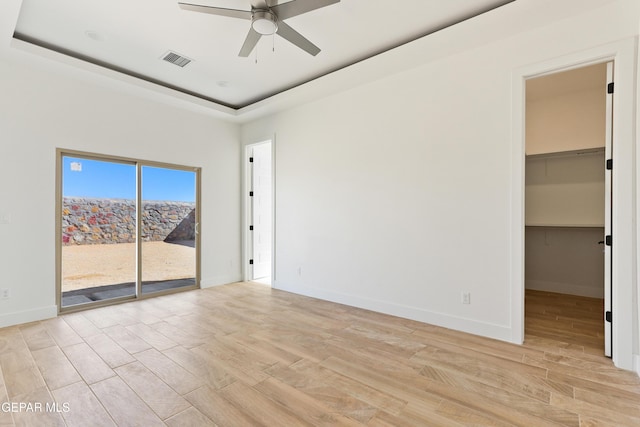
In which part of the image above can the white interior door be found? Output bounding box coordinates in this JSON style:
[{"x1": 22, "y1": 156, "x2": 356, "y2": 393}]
[
  {"x1": 251, "y1": 142, "x2": 272, "y2": 280},
  {"x1": 604, "y1": 61, "x2": 613, "y2": 357}
]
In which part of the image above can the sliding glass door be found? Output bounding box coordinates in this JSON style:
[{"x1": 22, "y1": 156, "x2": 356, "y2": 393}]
[
  {"x1": 57, "y1": 151, "x2": 200, "y2": 311},
  {"x1": 141, "y1": 166, "x2": 197, "y2": 295}
]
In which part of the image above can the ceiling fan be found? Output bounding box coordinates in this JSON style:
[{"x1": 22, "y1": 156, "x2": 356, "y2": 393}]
[{"x1": 179, "y1": 0, "x2": 340, "y2": 57}]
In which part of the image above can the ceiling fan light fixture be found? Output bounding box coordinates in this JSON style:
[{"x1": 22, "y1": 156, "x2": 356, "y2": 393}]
[{"x1": 251, "y1": 10, "x2": 278, "y2": 35}]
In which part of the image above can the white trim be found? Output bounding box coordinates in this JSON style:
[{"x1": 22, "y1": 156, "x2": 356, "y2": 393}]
[
  {"x1": 242, "y1": 138, "x2": 275, "y2": 284},
  {"x1": 634, "y1": 355, "x2": 640, "y2": 376},
  {"x1": 511, "y1": 37, "x2": 637, "y2": 371},
  {"x1": 526, "y1": 280, "x2": 604, "y2": 299},
  {"x1": 200, "y1": 276, "x2": 239, "y2": 288},
  {"x1": 0, "y1": 305, "x2": 57, "y2": 328},
  {"x1": 273, "y1": 281, "x2": 513, "y2": 341}
]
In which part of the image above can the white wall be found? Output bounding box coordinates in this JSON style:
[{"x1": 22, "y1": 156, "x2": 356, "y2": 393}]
[
  {"x1": 0, "y1": 54, "x2": 242, "y2": 327},
  {"x1": 525, "y1": 152, "x2": 606, "y2": 298},
  {"x1": 242, "y1": 0, "x2": 640, "y2": 359},
  {"x1": 526, "y1": 88, "x2": 606, "y2": 155},
  {"x1": 526, "y1": 153, "x2": 605, "y2": 227},
  {"x1": 525, "y1": 227, "x2": 605, "y2": 298}
]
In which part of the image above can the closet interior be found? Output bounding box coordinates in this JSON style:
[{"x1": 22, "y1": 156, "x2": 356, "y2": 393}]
[{"x1": 524, "y1": 63, "x2": 609, "y2": 352}]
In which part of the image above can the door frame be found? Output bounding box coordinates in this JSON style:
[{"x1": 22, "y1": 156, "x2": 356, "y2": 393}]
[
  {"x1": 55, "y1": 148, "x2": 201, "y2": 313},
  {"x1": 243, "y1": 139, "x2": 276, "y2": 283},
  {"x1": 510, "y1": 37, "x2": 637, "y2": 370}
]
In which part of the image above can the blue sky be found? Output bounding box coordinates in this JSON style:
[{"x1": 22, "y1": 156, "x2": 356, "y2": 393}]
[{"x1": 63, "y1": 157, "x2": 195, "y2": 202}]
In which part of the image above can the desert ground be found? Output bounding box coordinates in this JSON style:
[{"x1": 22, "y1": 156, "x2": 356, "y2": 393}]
[{"x1": 61, "y1": 241, "x2": 195, "y2": 292}]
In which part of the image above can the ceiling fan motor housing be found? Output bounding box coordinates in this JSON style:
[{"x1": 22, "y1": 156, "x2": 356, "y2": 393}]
[{"x1": 252, "y1": 10, "x2": 278, "y2": 35}]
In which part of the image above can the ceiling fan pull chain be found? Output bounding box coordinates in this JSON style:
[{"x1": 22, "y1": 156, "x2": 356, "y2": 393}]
[{"x1": 272, "y1": 34, "x2": 275, "y2": 53}]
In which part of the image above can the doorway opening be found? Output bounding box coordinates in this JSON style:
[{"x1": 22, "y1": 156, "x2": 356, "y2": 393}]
[
  {"x1": 246, "y1": 141, "x2": 273, "y2": 285},
  {"x1": 523, "y1": 62, "x2": 612, "y2": 355},
  {"x1": 57, "y1": 150, "x2": 200, "y2": 311}
]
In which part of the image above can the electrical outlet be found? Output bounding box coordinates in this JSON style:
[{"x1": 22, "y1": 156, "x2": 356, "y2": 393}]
[
  {"x1": 297, "y1": 267, "x2": 302, "y2": 276},
  {"x1": 0, "y1": 212, "x2": 10, "y2": 224},
  {"x1": 1, "y1": 289, "x2": 10, "y2": 300},
  {"x1": 462, "y1": 292, "x2": 471, "y2": 305}
]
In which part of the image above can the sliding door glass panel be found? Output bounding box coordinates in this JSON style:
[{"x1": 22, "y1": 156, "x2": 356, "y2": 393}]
[
  {"x1": 61, "y1": 156, "x2": 136, "y2": 307},
  {"x1": 141, "y1": 166, "x2": 197, "y2": 295}
]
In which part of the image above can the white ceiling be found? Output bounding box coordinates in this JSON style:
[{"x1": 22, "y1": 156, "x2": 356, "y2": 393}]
[{"x1": 13, "y1": 0, "x2": 515, "y2": 110}]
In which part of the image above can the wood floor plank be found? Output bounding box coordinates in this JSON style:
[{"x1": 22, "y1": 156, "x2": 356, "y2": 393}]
[
  {"x1": 0, "y1": 327, "x2": 23, "y2": 356},
  {"x1": 125, "y1": 323, "x2": 177, "y2": 351},
  {"x1": 51, "y1": 381, "x2": 115, "y2": 427},
  {"x1": 84, "y1": 333, "x2": 136, "y2": 368},
  {"x1": 30, "y1": 346, "x2": 82, "y2": 390},
  {"x1": 254, "y1": 376, "x2": 363, "y2": 426},
  {"x1": 115, "y1": 361, "x2": 190, "y2": 420},
  {"x1": 109, "y1": 304, "x2": 160, "y2": 327},
  {"x1": 163, "y1": 345, "x2": 236, "y2": 390},
  {"x1": 190, "y1": 343, "x2": 271, "y2": 387},
  {"x1": 42, "y1": 317, "x2": 84, "y2": 348},
  {"x1": 525, "y1": 290, "x2": 604, "y2": 355},
  {"x1": 148, "y1": 321, "x2": 206, "y2": 348},
  {"x1": 9, "y1": 387, "x2": 65, "y2": 427},
  {"x1": 90, "y1": 376, "x2": 164, "y2": 427},
  {"x1": 411, "y1": 321, "x2": 545, "y2": 363},
  {"x1": 61, "y1": 342, "x2": 115, "y2": 385},
  {"x1": 573, "y1": 386, "x2": 640, "y2": 419},
  {"x1": 184, "y1": 385, "x2": 258, "y2": 426},
  {"x1": 18, "y1": 322, "x2": 56, "y2": 351},
  {"x1": 266, "y1": 360, "x2": 383, "y2": 423},
  {"x1": 164, "y1": 407, "x2": 216, "y2": 427},
  {"x1": 368, "y1": 408, "x2": 465, "y2": 427},
  {"x1": 61, "y1": 313, "x2": 103, "y2": 339},
  {"x1": 0, "y1": 283, "x2": 637, "y2": 426},
  {"x1": 410, "y1": 342, "x2": 552, "y2": 403},
  {"x1": 81, "y1": 307, "x2": 120, "y2": 329},
  {"x1": 434, "y1": 399, "x2": 516, "y2": 427},
  {"x1": 219, "y1": 380, "x2": 313, "y2": 426},
  {"x1": 550, "y1": 392, "x2": 640, "y2": 426},
  {"x1": 0, "y1": 350, "x2": 46, "y2": 399},
  {"x1": 322, "y1": 356, "x2": 573, "y2": 427},
  {"x1": 290, "y1": 359, "x2": 406, "y2": 416},
  {"x1": 0, "y1": 365, "x2": 14, "y2": 426},
  {"x1": 221, "y1": 331, "x2": 302, "y2": 367},
  {"x1": 102, "y1": 325, "x2": 152, "y2": 354},
  {"x1": 134, "y1": 348, "x2": 204, "y2": 395}
]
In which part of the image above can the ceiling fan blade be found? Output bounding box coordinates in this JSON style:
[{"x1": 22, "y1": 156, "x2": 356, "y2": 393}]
[
  {"x1": 178, "y1": 2, "x2": 252, "y2": 20},
  {"x1": 276, "y1": 21, "x2": 320, "y2": 56},
  {"x1": 271, "y1": 0, "x2": 340, "y2": 20},
  {"x1": 239, "y1": 28, "x2": 262, "y2": 57}
]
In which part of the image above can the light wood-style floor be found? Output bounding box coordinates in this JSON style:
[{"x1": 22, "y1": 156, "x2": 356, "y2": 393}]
[
  {"x1": 0, "y1": 283, "x2": 638, "y2": 426},
  {"x1": 525, "y1": 289, "x2": 605, "y2": 355}
]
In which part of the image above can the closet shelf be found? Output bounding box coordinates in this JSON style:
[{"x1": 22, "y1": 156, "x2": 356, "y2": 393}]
[
  {"x1": 525, "y1": 223, "x2": 604, "y2": 228},
  {"x1": 525, "y1": 147, "x2": 605, "y2": 160}
]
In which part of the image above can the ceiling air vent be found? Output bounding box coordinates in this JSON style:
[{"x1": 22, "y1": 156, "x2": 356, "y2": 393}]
[{"x1": 161, "y1": 51, "x2": 192, "y2": 67}]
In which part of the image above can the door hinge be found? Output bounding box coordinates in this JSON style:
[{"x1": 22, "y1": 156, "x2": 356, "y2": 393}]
[
  {"x1": 249, "y1": 225, "x2": 254, "y2": 231},
  {"x1": 605, "y1": 235, "x2": 612, "y2": 246},
  {"x1": 605, "y1": 311, "x2": 612, "y2": 323},
  {"x1": 249, "y1": 157, "x2": 254, "y2": 163},
  {"x1": 249, "y1": 191, "x2": 254, "y2": 197},
  {"x1": 607, "y1": 82, "x2": 614, "y2": 94},
  {"x1": 606, "y1": 159, "x2": 613, "y2": 170},
  {"x1": 249, "y1": 259, "x2": 254, "y2": 265}
]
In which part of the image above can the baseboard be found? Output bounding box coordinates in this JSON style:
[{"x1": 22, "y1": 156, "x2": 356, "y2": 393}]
[
  {"x1": 0, "y1": 305, "x2": 57, "y2": 328},
  {"x1": 272, "y1": 282, "x2": 513, "y2": 343},
  {"x1": 634, "y1": 354, "x2": 640, "y2": 377},
  {"x1": 200, "y1": 275, "x2": 241, "y2": 289},
  {"x1": 526, "y1": 279, "x2": 604, "y2": 298}
]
